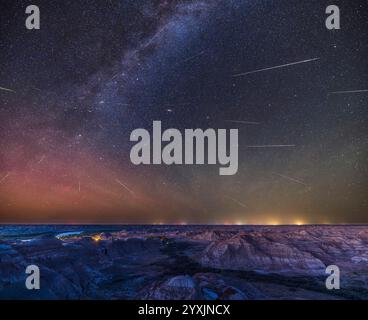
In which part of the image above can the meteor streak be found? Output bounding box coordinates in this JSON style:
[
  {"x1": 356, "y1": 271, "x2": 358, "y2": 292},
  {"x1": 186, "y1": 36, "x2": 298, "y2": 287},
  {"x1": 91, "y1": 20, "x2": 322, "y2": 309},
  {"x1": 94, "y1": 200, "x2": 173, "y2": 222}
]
[
  {"x1": 328, "y1": 89, "x2": 368, "y2": 95},
  {"x1": 115, "y1": 179, "x2": 135, "y2": 196},
  {"x1": 225, "y1": 196, "x2": 249, "y2": 208},
  {"x1": 232, "y1": 58, "x2": 320, "y2": 77},
  {"x1": 180, "y1": 50, "x2": 205, "y2": 63},
  {"x1": 0, "y1": 86, "x2": 16, "y2": 93},
  {"x1": 225, "y1": 120, "x2": 260, "y2": 125},
  {"x1": 0, "y1": 172, "x2": 10, "y2": 184},
  {"x1": 37, "y1": 155, "x2": 46, "y2": 164},
  {"x1": 246, "y1": 145, "x2": 295, "y2": 148},
  {"x1": 272, "y1": 172, "x2": 308, "y2": 187}
]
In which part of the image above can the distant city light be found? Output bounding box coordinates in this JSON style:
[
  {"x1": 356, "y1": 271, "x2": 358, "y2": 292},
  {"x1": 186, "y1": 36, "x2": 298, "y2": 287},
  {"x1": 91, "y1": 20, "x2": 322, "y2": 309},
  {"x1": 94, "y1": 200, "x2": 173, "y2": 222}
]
[
  {"x1": 92, "y1": 234, "x2": 102, "y2": 242},
  {"x1": 267, "y1": 220, "x2": 280, "y2": 226}
]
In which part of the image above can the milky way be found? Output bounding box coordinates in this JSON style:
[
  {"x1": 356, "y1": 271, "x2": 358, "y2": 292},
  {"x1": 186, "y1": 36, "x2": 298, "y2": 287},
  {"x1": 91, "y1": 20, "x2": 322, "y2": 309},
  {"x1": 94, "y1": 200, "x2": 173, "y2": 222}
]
[{"x1": 0, "y1": 0, "x2": 367, "y2": 223}]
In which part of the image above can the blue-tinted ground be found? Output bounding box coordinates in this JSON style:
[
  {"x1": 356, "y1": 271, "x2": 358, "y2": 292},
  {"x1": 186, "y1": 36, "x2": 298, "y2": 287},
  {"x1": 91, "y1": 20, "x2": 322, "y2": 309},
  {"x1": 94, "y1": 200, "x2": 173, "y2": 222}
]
[{"x1": 1, "y1": 225, "x2": 368, "y2": 300}]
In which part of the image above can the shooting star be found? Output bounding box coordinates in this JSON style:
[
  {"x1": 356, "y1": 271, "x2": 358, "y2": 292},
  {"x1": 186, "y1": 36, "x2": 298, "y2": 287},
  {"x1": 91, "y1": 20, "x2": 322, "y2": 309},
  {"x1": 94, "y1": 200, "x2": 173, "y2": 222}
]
[
  {"x1": 31, "y1": 86, "x2": 42, "y2": 92},
  {"x1": 272, "y1": 172, "x2": 308, "y2": 187},
  {"x1": 115, "y1": 179, "x2": 135, "y2": 196},
  {"x1": 225, "y1": 120, "x2": 260, "y2": 125},
  {"x1": 0, "y1": 86, "x2": 16, "y2": 93},
  {"x1": 37, "y1": 155, "x2": 46, "y2": 164},
  {"x1": 78, "y1": 181, "x2": 81, "y2": 193},
  {"x1": 225, "y1": 196, "x2": 249, "y2": 209},
  {"x1": 328, "y1": 89, "x2": 368, "y2": 95},
  {"x1": 246, "y1": 144, "x2": 295, "y2": 148},
  {"x1": 232, "y1": 58, "x2": 320, "y2": 77},
  {"x1": 180, "y1": 50, "x2": 205, "y2": 64},
  {"x1": 0, "y1": 172, "x2": 10, "y2": 184},
  {"x1": 166, "y1": 102, "x2": 191, "y2": 107},
  {"x1": 142, "y1": 25, "x2": 167, "y2": 49}
]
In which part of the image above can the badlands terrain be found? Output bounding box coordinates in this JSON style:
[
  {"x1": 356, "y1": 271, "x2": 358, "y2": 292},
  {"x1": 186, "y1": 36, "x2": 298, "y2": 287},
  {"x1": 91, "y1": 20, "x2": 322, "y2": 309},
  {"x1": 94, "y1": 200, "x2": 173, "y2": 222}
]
[{"x1": 0, "y1": 225, "x2": 367, "y2": 299}]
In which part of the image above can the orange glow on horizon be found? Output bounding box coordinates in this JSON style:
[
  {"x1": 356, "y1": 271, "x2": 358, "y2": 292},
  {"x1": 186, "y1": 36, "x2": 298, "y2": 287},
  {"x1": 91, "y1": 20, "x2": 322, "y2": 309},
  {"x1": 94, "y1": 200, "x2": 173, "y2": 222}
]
[{"x1": 92, "y1": 234, "x2": 102, "y2": 242}]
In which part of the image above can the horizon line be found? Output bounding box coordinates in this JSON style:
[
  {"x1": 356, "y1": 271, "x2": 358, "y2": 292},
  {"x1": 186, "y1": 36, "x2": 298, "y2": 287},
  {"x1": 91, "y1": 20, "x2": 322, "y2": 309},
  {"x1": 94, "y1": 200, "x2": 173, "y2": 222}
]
[{"x1": 0, "y1": 222, "x2": 367, "y2": 226}]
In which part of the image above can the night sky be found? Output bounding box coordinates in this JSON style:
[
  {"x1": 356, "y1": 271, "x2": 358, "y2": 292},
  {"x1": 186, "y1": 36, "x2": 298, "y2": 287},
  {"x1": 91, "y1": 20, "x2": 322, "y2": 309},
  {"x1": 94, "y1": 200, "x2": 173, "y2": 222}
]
[{"x1": 0, "y1": 0, "x2": 367, "y2": 224}]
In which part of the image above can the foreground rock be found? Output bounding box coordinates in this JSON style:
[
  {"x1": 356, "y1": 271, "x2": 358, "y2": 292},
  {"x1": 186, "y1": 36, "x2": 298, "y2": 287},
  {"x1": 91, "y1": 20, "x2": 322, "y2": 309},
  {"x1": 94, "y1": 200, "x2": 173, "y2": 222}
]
[
  {"x1": 137, "y1": 274, "x2": 247, "y2": 300},
  {"x1": 199, "y1": 232, "x2": 326, "y2": 275}
]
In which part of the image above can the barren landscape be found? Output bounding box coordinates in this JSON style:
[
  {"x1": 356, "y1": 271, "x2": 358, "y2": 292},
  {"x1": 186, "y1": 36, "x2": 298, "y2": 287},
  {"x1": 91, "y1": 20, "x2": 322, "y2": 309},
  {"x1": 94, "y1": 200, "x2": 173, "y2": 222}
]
[{"x1": 1, "y1": 225, "x2": 367, "y2": 300}]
